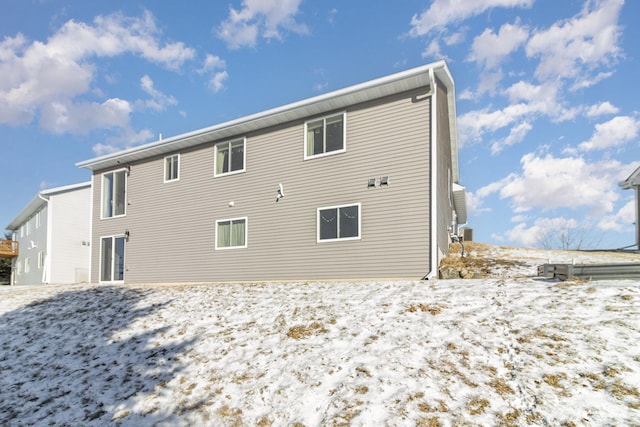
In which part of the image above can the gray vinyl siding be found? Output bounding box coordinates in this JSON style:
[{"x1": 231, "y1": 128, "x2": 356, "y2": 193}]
[{"x1": 90, "y1": 88, "x2": 432, "y2": 283}]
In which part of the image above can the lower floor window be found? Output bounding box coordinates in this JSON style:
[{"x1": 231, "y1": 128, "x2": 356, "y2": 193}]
[
  {"x1": 37, "y1": 251, "x2": 45, "y2": 269},
  {"x1": 101, "y1": 236, "x2": 126, "y2": 282},
  {"x1": 318, "y1": 203, "x2": 361, "y2": 241},
  {"x1": 216, "y1": 217, "x2": 247, "y2": 249}
]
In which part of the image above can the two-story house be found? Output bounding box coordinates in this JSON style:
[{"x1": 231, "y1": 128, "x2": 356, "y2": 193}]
[
  {"x1": 6, "y1": 182, "x2": 91, "y2": 285},
  {"x1": 77, "y1": 60, "x2": 467, "y2": 283}
]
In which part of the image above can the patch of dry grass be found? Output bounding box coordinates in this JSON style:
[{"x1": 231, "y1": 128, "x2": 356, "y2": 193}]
[
  {"x1": 439, "y1": 242, "x2": 529, "y2": 278},
  {"x1": 407, "y1": 303, "x2": 445, "y2": 315},
  {"x1": 467, "y1": 396, "x2": 490, "y2": 415},
  {"x1": 286, "y1": 322, "x2": 327, "y2": 339}
]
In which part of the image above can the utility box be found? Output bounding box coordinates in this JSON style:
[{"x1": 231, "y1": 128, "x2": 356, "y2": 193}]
[{"x1": 461, "y1": 228, "x2": 473, "y2": 242}]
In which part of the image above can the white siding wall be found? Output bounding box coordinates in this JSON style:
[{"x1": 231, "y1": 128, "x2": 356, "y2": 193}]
[
  {"x1": 49, "y1": 187, "x2": 91, "y2": 283},
  {"x1": 12, "y1": 207, "x2": 47, "y2": 285}
]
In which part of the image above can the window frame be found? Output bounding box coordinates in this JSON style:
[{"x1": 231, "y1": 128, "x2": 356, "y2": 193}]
[
  {"x1": 37, "y1": 251, "x2": 45, "y2": 269},
  {"x1": 304, "y1": 112, "x2": 347, "y2": 160},
  {"x1": 317, "y1": 202, "x2": 361, "y2": 243},
  {"x1": 99, "y1": 235, "x2": 126, "y2": 283},
  {"x1": 215, "y1": 217, "x2": 248, "y2": 250},
  {"x1": 164, "y1": 153, "x2": 180, "y2": 183},
  {"x1": 101, "y1": 169, "x2": 127, "y2": 219},
  {"x1": 24, "y1": 257, "x2": 31, "y2": 274},
  {"x1": 214, "y1": 137, "x2": 246, "y2": 177}
]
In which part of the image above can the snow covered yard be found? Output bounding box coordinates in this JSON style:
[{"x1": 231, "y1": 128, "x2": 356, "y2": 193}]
[{"x1": 1, "y1": 246, "x2": 639, "y2": 426}]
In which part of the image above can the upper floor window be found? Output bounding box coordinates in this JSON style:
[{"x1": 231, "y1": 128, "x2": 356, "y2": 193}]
[
  {"x1": 35, "y1": 211, "x2": 41, "y2": 229},
  {"x1": 215, "y1": 138, "x2": 245, "y2": 177},
  {"x1": 38, "y1": 251, "x2": 45, "y2": 269},
  {"x1": 165, "y1": 154, "x2": 180, "y2": 182},
  {"x1": 102, "y1": 169, "x2": 127, "y2": 219},
  {"x1": 305, "y1": 113, "x2": 346, "y2": 159},
  {"x1": 317, "y1": 203, "x2": 360, "y2": 242}
]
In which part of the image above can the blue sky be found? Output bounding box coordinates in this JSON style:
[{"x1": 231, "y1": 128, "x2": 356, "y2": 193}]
[{"x1": 2, "y1": 0, "x2": 639, "y2": 249}]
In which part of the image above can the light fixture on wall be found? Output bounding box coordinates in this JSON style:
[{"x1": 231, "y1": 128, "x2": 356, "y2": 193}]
[
  {"x1": 124, "y1": 230, "x2": 130, "y2": 241},
  {"x1": 276, "y1": 183, "x2": 285, "y2": 202},
  {"x1": 380, "y1": 176, "x2": 390, "y2": 186},
  {"x1": 367, "y1": 178, "x2": 376, "y2": 188}
]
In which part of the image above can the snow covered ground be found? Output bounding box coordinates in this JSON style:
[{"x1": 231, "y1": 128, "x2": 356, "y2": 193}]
[{"x1": 1, "y1": 245, "x2": 639, "y2": 426}]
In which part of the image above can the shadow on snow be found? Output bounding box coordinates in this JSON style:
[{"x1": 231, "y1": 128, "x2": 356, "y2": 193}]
[{"x1": 0, "y1": 286, "x2": 196, "y2": 425}]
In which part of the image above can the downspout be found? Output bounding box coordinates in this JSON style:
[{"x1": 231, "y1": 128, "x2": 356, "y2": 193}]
[
  {"x1": 424, "y1": 67, "x2": 439, "y2": 279},
  {"x1": 37, "y1": 193, "x2": 51, "y2": 284}
]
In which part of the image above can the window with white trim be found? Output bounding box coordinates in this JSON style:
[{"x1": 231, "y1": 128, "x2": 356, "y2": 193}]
[
  {"x1": 164, "y1": 154, "x2": 180, "y2": 182},
  {"x1": 102, "y1": 169, "x2": 127, "y2": 218},
  {"x1": 35, "y1": 211, "x2": 42, "y2": 229},
  {"x1": 100, "y1": 236, "x2": 126, "y2": 282},
  {"x1": 25, "y1": 257, "x2": 31, "y2": 273},
  {"x1": 16, "y1": 261, "x2": 22, "y2": 276},
  {"x1": 317, "y1": 203, "x2": 360, "y2": 242},
  {"x1": 215, "y1": 138, "x2": 245, "y2": 177},
  {"x1": 38, "y1": 251, "x2": 45, "y2": 269},
  {"x1": 216, "y1": 217, "x2": 247, "y2": 249},
  {"x1": 305, "y1": 113, "x2": 346, "y2": 159}
]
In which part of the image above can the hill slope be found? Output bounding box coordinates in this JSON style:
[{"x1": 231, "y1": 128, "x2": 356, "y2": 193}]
[{"x1": 0, "y1": 244, "x2": 639, "y2": 426}]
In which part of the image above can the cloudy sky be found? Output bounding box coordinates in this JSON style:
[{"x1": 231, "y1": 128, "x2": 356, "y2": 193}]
[{"x1": 2, "y1": 0, "x2": 639, "y2": 249}]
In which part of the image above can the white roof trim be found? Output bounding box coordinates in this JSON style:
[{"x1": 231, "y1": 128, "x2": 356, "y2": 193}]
[
  {"x1": 620, "y1": 166, "x2": 640, "y2": 189},
  {"x1": 77, "y1": 60, "x2": 458, "y2": 174},
  {"x1": 452, "y1": 183, "x2": 467, "y2": 225}
]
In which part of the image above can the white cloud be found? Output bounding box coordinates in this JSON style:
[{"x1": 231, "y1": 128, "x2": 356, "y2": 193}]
[
  {"x1": 490, "y1": 120, "x2": 532, "y2": 154},
  {"x1": 408, "y1": 0, "x2": 534, "y2": 37},
  {"x1": 201, "y1": 54, "x2": 226, "y2": 72},
  {"x1": 570, "y1": 70, "x2": 614, "y2": 91},
  {"x1": 93, "y1": 127, "x2": 154, "y2": 155},
  {"x1": 0, "y1": 10, "x2": 195, "y2": 133},
  {"x1": 217, "y1": 0, "x2": 308, "y2": 49},
  {"x1": 208, "y1": 71, "x2": 229, "y2": 93},
  {"x1": 468, "y1": 21, "x2": 529, "y2": 70},
  {"x1": 137, "y1": 75, "x2": 177, "y2": 111},
  {"x1": 597, "y1": 199, "x2": 635, "y2": 232},
  {"x1": 198, "y1": 54, "x2": 228, "y2": 93},
  {"x1": 39, "y1": 98, "x2": 132, "y2": 134},
  {"x1": 466, "y1": 180, "x2": 505, "y2": 214},
  {"x1": 525, "y1": 0, "x2": 623, "y2": 82},
  {"x1": 458, "y1": 80, "x2": 573, "y2": 145},
  {"x1": 578, "y1": 115, "x2": 640, "y2": 151},
  {"x1": 328, "y1": 8, "x2": 338, "y2": 26},
  {"x1": 498, "y1": 153, "x2": 624, "y2": 216},
  {"x1": 586, "y1": 101, "x2": 619, "y2": 117},
  {"x1": 500, "y1": 217, "x2": 579, "y2": 248},
  {"x1": 421, "y1": 40, "x2": 447, "y2": 60}
]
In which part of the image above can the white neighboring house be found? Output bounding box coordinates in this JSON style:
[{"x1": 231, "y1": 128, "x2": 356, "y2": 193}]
[{"x1": 6, "y1": 182, "x2": 92, "y2": 285}]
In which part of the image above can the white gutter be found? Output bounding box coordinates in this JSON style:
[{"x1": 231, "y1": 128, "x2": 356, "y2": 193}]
[
  {"x1": 37, "y1": 193, "x2": 51, "y2": 284},
  {"x1": 426, "y1": 67, "x2": 439, "y2": 280}
]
